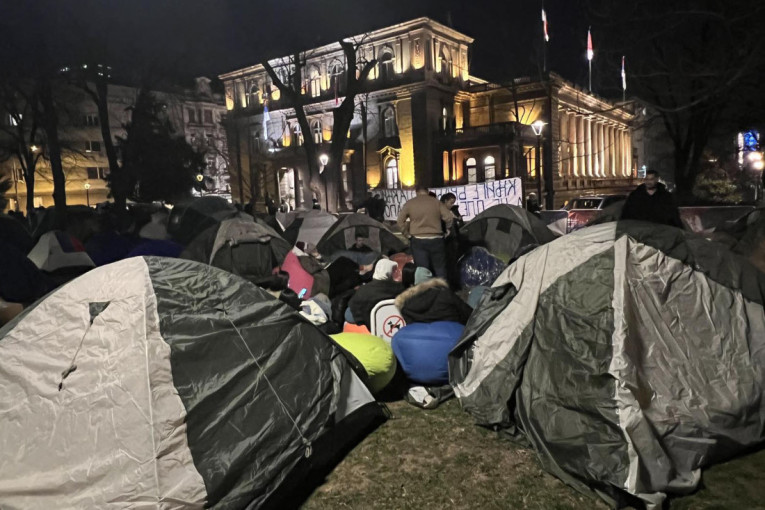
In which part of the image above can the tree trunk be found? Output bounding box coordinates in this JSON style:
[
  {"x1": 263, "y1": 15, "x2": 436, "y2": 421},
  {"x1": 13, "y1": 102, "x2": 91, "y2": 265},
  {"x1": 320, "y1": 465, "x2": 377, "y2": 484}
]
[
  {"x1": 94, "y1": 80, "x2": 125, "y2": 214},
  {"x1": 24, "y1": 172, "x2": 35, "y2": 223},
  {"x1": 39, "y1": 79, "x2": 67, "y2": 229}
]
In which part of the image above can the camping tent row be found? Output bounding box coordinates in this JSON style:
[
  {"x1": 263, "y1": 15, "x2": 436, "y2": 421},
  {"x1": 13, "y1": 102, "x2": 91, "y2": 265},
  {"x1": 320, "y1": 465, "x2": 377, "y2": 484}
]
[
  {"x1": 450, "y1": 221, "x2": 765, "y2": 507},
  {"x1": 0, "y1": 257, "x2": 383, "y2": 509}
]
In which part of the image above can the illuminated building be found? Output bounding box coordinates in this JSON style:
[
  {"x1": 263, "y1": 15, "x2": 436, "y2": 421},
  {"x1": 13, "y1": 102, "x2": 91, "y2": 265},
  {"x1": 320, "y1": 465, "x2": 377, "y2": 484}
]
[{"x1": 220, "y1": 17, "x2": 636, "y2": 210}]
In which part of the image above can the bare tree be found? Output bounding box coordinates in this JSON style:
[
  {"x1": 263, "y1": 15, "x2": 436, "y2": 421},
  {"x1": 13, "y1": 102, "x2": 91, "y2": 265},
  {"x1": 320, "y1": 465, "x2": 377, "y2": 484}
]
[
  {"x1": 587, "y1": 0, "x2": 765, "y2": 199},
  {"x1": 263, "y1": 37, "x2": 375, "y2": 212}
]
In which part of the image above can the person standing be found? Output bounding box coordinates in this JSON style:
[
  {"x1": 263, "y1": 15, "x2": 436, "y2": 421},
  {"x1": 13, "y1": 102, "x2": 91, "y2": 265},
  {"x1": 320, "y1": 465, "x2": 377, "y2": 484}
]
[
  {"x1": 621, "y1": 170, "x2": 682, "y2": 228},
  {"x1": 397, "y1": 185, "x2": 453, "y2": 279},
  {"x1": 440, "y1": 193, "x2": 462, "y2": 289}
]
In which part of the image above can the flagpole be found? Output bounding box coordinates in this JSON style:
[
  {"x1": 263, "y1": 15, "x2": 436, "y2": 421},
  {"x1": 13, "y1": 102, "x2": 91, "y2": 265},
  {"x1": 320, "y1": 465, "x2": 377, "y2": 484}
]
[{"x1": 589, "y1": 59, "x2": 592, "y2": 92}]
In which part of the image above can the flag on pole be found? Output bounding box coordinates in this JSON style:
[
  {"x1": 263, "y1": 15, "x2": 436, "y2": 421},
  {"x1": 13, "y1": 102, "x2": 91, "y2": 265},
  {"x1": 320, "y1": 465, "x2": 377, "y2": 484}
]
[
  {"x1": 587, "y1": 28, "x2": 594, "y2": 61},
  {"x1": 542, "y1": 9, "x2": 550, "y2": 42},
  {"x1": 621, "y1": 55, "x2": 627, "y2": 91},
  {"x1": 262, "y1": 102, "x2": 270, "y2": 140}
]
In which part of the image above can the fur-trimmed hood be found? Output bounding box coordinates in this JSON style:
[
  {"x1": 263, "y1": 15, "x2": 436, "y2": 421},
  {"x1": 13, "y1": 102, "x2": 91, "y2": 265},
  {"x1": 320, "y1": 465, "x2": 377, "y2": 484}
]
[{"x1": 395, "y1": 278, "x2": 449, "y2": 310}]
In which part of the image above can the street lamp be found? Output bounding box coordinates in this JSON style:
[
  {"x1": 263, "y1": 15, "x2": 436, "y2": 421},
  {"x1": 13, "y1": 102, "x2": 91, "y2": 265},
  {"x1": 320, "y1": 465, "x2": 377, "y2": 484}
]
[
  {"x1": 30, "y1": 145, "x2": 39, "y2": 153},
  {"x1": 84, "y1": 182, "x2": 91, "y2": 207},
  {"x1": 319, "y1": 153, "x2": 329, "y2": 171},
  {"x1": 531, "y1": 120, "x2": 546, "y2": 206}
]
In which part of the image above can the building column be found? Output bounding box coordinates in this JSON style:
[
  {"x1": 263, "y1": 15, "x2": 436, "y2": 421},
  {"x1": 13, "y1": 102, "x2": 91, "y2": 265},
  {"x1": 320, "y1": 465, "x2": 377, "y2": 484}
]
[
  {"x1": 569, "y1": 114, "x2": 578, "y2": 177},
  {"x1": 585, "y1": 118, "x2": 595, "y2": 177},
  {"x1": 625, "y1": 130, "x2": 633, "y2": 177},
  {"x1": 593, "y1": 120, "x2": 601, "y2": 177},
  {"x1": 560, "y1": 112, "x2": 569, "y2": 177},
  {"x1": 620, "y1": 129, "x2": 627, "y2": 176},
  {"x1": 614, "y1": 128, "x2": 622, "y2": 177},
  {"x1": 609, "y1": 126, "x2": 617, "y2": 177},
  {"x1": 598, "y1": 122, "x2": 606, "y2": 178}
]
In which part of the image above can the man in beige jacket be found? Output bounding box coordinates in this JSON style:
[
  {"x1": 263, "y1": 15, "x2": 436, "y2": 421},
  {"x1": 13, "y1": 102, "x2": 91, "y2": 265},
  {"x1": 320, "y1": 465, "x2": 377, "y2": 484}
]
[{"x1": 397, "y1": 185, "x2": 454, "y2": 279}]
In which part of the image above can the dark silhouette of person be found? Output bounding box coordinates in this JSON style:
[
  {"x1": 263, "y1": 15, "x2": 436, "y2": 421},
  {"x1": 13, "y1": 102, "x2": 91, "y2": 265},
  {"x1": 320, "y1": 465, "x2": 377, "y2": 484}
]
[{"x1": 621, "y1": 170, "x2": 683, "y2": 228}]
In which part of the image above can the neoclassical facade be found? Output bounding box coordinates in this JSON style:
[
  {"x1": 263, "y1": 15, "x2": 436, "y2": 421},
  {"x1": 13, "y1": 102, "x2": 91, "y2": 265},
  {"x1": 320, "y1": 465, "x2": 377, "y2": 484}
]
[{"x1": 220, "y1": 17, "x2": 637, "y2": 210}]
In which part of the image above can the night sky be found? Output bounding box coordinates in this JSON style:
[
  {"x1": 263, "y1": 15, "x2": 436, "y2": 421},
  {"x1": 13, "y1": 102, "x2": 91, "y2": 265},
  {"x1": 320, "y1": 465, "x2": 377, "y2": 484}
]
[{"x1": 2, "y1": 1, "x2": 593, "y2": 89}]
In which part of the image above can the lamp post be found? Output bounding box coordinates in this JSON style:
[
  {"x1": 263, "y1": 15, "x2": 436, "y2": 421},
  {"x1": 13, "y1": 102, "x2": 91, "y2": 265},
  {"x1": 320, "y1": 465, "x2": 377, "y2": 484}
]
[
  {"x1": 196, "y1": 173, "x2": 205, "y2": 196},
  {"x1": 531, "y1": 120, "x2": 545, "y2": 207},
  {"x1": 84, "y1": 182, "x2": 91, "y2": 207}
]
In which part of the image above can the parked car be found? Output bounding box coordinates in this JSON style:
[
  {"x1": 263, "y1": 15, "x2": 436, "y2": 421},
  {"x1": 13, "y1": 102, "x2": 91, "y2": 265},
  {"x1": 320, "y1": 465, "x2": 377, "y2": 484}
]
[{"x1": 564, "y1": 195, "x2": 627, "y2": 210}]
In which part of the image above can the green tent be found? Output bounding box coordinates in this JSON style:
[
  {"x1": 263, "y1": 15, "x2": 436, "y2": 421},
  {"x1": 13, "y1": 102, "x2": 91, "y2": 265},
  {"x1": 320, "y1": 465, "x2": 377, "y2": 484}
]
[{"x1": 450, "y1": 221, "x2": 765, "y2": 507}]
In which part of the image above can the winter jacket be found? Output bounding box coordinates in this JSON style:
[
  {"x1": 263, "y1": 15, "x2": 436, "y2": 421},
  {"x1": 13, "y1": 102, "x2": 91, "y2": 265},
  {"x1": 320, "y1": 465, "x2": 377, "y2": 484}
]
[
  {"x1": 394, "y1": 278, "x2": 473, "y2": 325},
  {"x1": 621, "y1": 183, "x2": 683, "y2": 228},
  {"x1": 397, "y1": 194, "x2": 453, "y2": 238},
  {"x1": 348, "y1": 279, "x2": 404, "y2": 329}
]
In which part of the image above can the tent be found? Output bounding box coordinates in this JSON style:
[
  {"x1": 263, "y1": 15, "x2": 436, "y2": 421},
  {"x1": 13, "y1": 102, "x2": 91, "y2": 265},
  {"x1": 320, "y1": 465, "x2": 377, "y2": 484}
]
[
  {"x1": 27, "y1": 230, "x2": 95, "y2": 281},
  {"x1": 317, "y1": 213, "x2": 407, "y2": 256},
  {"x1": 450, "y1": 221, "x2": 765, "y2": 508},
  {"x1": 459, "y1": 205, "x2": 557, "y2": 263},
  {"x1": 0, "y1": 213, "x2": 33, "y2": 254},
  {"x1": 168, "y1": 196, "x2": 238, "y2": 245},
  {"x1": 0, "y1": 257, "x2": 383, "y2": 509},
  {"x1": 181, "y1": 217, "x2": 291, "y2": 286},
  {"x1": 279, "y1": 210, "x2": 337, "y2": 248},
  {"x1": 127, "y1": 238, "x2": 184, "y2": 258},
  {"x1": 84, "y1": 231, "x2": 136, "y2": 266}
]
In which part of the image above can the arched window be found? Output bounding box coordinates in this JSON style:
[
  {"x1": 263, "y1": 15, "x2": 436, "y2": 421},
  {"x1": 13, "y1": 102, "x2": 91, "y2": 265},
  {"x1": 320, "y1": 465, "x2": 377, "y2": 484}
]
[
  {"x1": 466, "y1": 157, "x2": 477, "y2": 184},
  {"x1": 309, "y1": 66, "x2": 321, "y2": 98},
  {"x1": 328, "y1": 60, "x2": 344, "y2": 95},
  {"x1": 379, "y1": 47, "x2": 395, "y2": 82},
  {"x1": 385, "y1": 157, "x2": 399, "y2": 189},
  {"x1": 249, "y1": 84, "x2": 260, "y2": 106},
  {"x1": 439, "y1": 46, "x2": 452, "y2": 78},
  {"x1": 311, "y1": 120, "x2": 322, "y2": 144},
  {"x1": 484, "y1": 155, "x2": 496, "y2": 181},
  {"x1": 382, "y1": 107, "x2": 397, "y2": 138},
  {"x1": 292, "y1": 123, "x2": 303, "y2": 146}
]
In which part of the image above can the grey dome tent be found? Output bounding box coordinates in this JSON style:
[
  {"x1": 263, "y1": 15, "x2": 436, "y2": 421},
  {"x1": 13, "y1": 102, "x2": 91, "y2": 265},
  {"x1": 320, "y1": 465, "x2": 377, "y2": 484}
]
[
  {"x1": 450, "y1": 222, "x2": 765, "y2": 508},
  {"x1": 279, "y1": 210, "x2": 337, "y2": 248},
  {"x1": 181, "y1": 217, "x2": 291, "y2": 286},
  {"x1": 459, "y1": 205, "x2": 556, "y2": 263},
  {"x1": 317, "y1": 213, "x2": 407, "y2": 257},
  {"x1": 0, "y1": 257, "x2": 383, "y2": 509},
  {"x1": 168, "y1": 196, "x2": 238, "y2": 245}
]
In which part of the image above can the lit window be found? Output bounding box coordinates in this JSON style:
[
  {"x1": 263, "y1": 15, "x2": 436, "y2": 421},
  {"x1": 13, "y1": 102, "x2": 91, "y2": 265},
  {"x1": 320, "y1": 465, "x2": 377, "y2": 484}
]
[
  {"x1": 293, "y1": 123, "x2": 303, "y2": 146},
  {"x1": 484, "y1": 155, "x2": 496, "y2": 181},
  {"x1": 466, "y1": 157, "x2": 477, "y2": 183},
  {"x1": 328, "y1": 60, "x2": 344, "y2": 94},
  {"x1": 383, "y1": 107, "x2": 397, "y2": 138},
  {"x1": 342, "y1": 163, "x2": 349, "y2": 193},
  {"x1": 440, "y1": 47, "x2": 452, "y2": 77},
  {"x1": 8, "y1": 114, "x2": 19, "y2": 126},
  {"x1": 85, "y1": 140, "x2": 101, "y2": 153},
  {"x1": 15, "y1": 167, "x2": 24, "y2": 182},
  {"x1": 441, "y1": 107, "x2": 448, "y2": 131},
  {"x1": 312, "y1": 120, "x2": 322, "y2": 144},
  {"x1": 385, "y1": 157, "x2": 399, "y2": 189},
  {"x1": 309, "y1": 67, "x2": 321, "y2": 98},
  {"x1": 379, "y1": 48, "x2": 395, "y2": 81}
]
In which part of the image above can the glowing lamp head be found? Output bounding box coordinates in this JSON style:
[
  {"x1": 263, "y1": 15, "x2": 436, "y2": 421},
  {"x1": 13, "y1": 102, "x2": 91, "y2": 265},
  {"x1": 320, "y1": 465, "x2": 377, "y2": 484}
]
[
  {"x1": 83, "y1": 182, "x2": 91, "y2": 190},
  {"x1": 531, "y1": 120, "x2": 546, "y2": 137},
  {"x1": 196, "y1": 173, "x2": 204, "y2": 182},
  {"x1": 319, "y1": 154, "x2": 329, "y2": 166}
]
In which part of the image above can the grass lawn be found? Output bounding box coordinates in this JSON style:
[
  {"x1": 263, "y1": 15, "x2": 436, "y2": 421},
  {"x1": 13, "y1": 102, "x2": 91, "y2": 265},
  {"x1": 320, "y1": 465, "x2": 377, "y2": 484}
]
[{"x1": 303, "y1": 399, "x2": 765, "y2": 510}]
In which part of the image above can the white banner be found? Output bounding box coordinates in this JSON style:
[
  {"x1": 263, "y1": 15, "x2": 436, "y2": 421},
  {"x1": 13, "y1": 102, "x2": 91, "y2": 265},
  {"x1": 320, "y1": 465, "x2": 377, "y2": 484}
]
[{"x1": 378, "y1": 177, "x2": 523, "y2": 221}]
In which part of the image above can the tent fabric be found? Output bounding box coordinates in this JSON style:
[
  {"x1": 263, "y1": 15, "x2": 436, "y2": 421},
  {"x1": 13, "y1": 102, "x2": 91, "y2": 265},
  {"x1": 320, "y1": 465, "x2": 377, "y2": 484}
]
[
  {"x1": 168, "y1": 196, "x2": 238, "y2": 245},
  {"x1": 392, "y1": 321, "x2": 464, "y2": 385},
  {"x1": 460, "y1": 205, "x2": 556, "y2": 263},
  {"x1": 280, "y1": 210, "x2": 337, "y2": 248},
  {"x1": 458, "y1": 246, "x2": 507, "y2": 288},
  {"x1": 0, "y1": 214, "x2": 33, "y2": 254},
  {"x1": 317, "y1": 213, "x2": 407, "y2": 256},
  {"x1": 127, "y1": 239, "x2": 184, "y2": 258},
  {"x1": 449, "y1": 221, "x2": 765, "y2": 507},
  {"x1": 181, "y1": 217, "x2": 291, "y2": 286},
  {"x1": 331, "y1": 333, "x2": 398, "y2": 393},
  {"x1": 0, "y1": 256, "x2": 382, "y2": 509},
  {"x1": 27, "y1": 231, "x2": 95, "y2": 273},
  {"x1": 84, "y1": 231, "x2": 136, "y2": 266}
]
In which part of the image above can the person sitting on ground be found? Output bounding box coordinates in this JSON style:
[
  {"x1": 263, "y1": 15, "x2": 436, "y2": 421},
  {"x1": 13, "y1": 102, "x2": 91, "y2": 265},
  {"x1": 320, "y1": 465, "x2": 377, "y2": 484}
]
[
  {"x1": 394, "y1": 267, "x2": 473, "y2": 325},
  {"x1": 621, "y1": 169, "x2": 683, "y2": 228},
  {"x1": 346, "y1": 259, "x2": 403, "y2": 329},
  {"x1": 349, "y1": 236, "x2": 373, "y2": 253}
]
